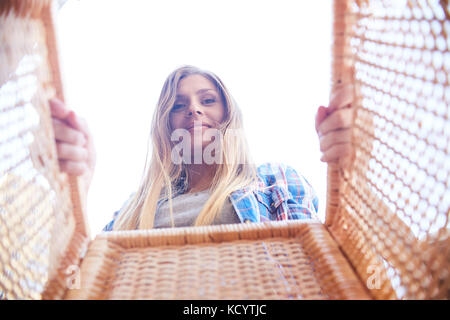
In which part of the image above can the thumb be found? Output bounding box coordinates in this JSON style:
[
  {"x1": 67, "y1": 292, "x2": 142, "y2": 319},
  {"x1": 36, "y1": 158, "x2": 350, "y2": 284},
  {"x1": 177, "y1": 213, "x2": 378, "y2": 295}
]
[
  {"x1": 66, "y1": 110, "x2": 87, "y2": 134},
  {"x1": 315, "y1": 105, "x2": 328, "y2": 133},
  {"x1": 66, "y1": 111, "x2": 91, "y2": 142},
  {"x1": 49, "y1": 97, "x2": 70, "y2": 120},
  {"x1": 66, "y1": 111, "x2": 80, "y2": 130}
]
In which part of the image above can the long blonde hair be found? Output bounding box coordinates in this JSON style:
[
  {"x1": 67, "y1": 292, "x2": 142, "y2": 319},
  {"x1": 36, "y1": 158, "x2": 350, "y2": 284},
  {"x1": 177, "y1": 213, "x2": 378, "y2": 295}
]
[{"x1": 113, "y1": 65, "x2": 260, "y2": 230}]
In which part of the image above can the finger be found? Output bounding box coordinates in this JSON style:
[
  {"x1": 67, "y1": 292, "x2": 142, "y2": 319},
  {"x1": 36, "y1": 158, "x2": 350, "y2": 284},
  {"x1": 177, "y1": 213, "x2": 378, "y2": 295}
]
[
  {"x1": 317, "y1": 108, "x2": 354, "y2": 137},
  {"x1": 49, "y1": 98, "x2": 90, "y2": 135},
  {"x1": 66, "y1": 111, "x2": 90, "y2": 135},
  {"x1": 320, "y1": 143, "x2": 353, "y2": 162},
  {"x1": 319, "y1": 128, "x2": 352, "y2": 152},
  {"x1": 58, "y1": 160, "x2": 87, "y2": 176},
  {"x1": 328, "y1": 84, "x2": 354, "y2": 114},
  {"x1": 56, "y1": 142, "x2": 88, "y2": 162},
  {"x1": 315, "y1": 106, "x2": 328, "y2": 133},
  {"x1": 52, "y1": 118, "x2": 87, "y2": 146},
  {"x1": 49, "y1": 98, "x2": 71, "y2": 121}
]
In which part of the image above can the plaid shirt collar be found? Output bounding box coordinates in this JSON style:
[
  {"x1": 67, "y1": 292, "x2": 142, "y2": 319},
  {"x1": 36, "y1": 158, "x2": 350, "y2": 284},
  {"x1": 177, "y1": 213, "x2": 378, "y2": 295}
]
[{"x1": 155, "y1": 163, "x2": 315, "y2": 224}]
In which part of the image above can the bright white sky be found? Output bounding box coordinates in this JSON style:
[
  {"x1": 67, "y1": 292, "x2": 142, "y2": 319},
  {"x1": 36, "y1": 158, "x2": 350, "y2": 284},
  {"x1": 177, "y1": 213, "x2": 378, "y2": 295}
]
[{"x1": 56, "y1": 0, "x2": 332, "y2": 235}]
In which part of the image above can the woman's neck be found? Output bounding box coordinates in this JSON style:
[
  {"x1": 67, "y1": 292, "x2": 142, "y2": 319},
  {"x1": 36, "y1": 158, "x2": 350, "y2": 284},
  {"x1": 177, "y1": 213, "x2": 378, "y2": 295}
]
[{"x1": 185, "y1": 163, "x2": 217, "y2": 193}]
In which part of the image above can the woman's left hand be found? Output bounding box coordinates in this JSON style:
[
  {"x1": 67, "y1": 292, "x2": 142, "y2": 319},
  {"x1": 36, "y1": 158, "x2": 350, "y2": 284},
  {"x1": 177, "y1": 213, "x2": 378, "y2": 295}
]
[{"x1": 315, "y1": 84, "x2": 355, "y2": 167}]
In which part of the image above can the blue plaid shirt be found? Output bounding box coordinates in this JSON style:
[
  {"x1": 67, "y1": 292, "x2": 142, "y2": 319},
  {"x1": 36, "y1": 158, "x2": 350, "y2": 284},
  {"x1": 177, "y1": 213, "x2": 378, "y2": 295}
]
[{"x1": 103, "y1": 162, "x2": 319, "y2": 231}]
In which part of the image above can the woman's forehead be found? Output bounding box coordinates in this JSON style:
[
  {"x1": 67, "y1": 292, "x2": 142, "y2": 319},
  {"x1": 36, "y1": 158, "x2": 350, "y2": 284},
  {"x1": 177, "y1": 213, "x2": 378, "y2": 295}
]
[{"x1": 177, "y1": 74, "x2": 218, "y2": 95}]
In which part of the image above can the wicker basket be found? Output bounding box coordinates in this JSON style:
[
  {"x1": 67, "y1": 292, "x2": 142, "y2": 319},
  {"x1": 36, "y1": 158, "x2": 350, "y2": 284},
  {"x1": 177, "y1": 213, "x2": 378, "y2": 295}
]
[{"x1": 0, "y1": 0, "x2": 448, "y2": 300}]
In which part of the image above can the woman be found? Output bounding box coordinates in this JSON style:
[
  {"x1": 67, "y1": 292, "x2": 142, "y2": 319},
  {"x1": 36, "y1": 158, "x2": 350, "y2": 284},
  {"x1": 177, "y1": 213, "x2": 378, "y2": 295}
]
[{"x1": 49, "y1": 65, "x2": 354, "y2": 231}]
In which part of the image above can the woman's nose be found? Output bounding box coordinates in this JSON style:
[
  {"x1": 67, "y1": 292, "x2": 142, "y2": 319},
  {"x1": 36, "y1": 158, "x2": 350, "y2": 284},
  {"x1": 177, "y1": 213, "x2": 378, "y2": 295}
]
[{"x1": 187, "y1": 104, "x2": 203, "y2": 116}]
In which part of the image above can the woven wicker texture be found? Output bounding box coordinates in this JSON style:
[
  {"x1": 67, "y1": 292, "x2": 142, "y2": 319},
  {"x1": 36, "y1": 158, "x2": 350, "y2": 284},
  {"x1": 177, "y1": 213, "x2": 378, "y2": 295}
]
[
  {"x1": 0, "y1": 1, "x2": 89, "y2": 299},
  {"x1": 328, "y1": 0, "x2": 450, "y2": 299},
  {"x1": 65, "y1": 221, "x2": 370, "y2": 300}
]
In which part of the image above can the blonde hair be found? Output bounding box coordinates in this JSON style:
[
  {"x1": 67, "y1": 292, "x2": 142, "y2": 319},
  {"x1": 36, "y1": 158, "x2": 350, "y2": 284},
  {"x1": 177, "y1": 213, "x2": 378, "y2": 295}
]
[{"x1": 113, "y1": 65, "x2": 260, "y2": 230}]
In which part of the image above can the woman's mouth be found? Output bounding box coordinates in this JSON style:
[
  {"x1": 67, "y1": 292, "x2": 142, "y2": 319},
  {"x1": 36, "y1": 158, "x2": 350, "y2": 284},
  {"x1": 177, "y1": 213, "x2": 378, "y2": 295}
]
[{"x1": 186, "y1": 124, "x2": 211, "y2": 130}]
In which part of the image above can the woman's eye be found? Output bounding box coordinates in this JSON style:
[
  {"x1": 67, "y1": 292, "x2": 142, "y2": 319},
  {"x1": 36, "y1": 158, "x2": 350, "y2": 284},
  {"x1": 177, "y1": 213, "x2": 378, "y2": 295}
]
[
  {"x1": 172, "y1": 104, "x2": 185, "y2": 111},
  {"x1": 203, "y1": 98, "x2": 215, "y2": 104}
]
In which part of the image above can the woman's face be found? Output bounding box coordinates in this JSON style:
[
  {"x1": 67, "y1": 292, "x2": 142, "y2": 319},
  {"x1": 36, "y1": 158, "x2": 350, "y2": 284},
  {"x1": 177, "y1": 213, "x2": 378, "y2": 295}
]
[{"x1": 169, "y1": 74, "x2": 226, "y2": 151}]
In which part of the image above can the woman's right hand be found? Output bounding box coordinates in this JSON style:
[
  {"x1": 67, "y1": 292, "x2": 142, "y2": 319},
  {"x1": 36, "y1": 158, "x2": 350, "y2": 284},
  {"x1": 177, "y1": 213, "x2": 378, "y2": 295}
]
[
  {"x1": 49, "y1": 98, "x2": 96, "y2": 191},
  {"x1": 315, "y1": 84, "x2": 355, "y2": 167}
]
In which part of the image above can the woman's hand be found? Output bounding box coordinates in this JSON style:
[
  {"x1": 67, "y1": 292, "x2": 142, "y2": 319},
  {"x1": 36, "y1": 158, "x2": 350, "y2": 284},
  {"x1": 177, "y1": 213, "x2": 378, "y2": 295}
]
[
  {"x1": 49, "y1": 98, "x2": 96, "y2": 191},
  {"x1": 315, "y1": 84, "x2": 355, "y2": 167}
]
